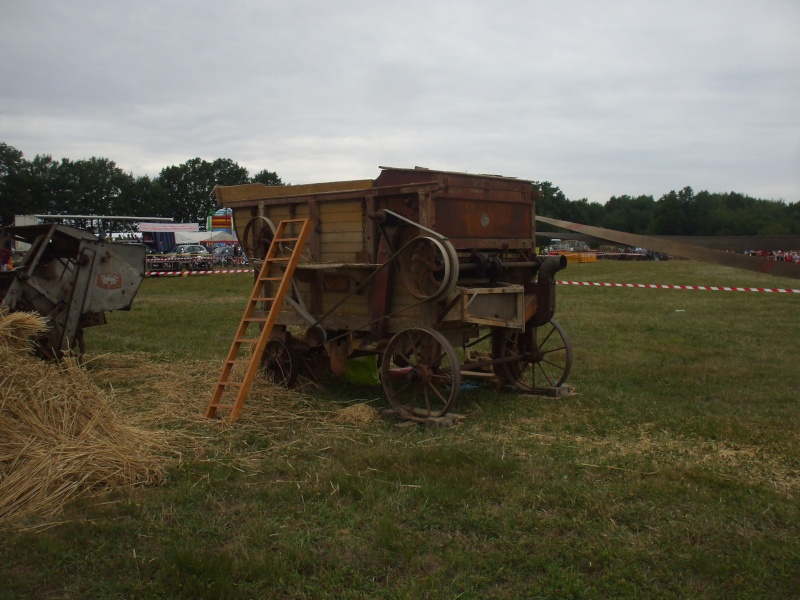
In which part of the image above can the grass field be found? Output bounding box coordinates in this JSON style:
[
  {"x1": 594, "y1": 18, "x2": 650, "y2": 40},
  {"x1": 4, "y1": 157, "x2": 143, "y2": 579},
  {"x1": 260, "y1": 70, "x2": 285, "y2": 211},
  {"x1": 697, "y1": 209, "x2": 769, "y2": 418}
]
[{"x1": 2, "y1": 260, "x2": 799, "y2": 599}]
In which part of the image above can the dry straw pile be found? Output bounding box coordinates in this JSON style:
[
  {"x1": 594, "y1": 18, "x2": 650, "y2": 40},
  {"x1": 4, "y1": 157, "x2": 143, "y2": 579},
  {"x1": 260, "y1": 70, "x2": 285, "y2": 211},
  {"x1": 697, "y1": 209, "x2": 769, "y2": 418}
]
[{"x1": 0, "y1": 309, "x2": 168, "y2": 525}]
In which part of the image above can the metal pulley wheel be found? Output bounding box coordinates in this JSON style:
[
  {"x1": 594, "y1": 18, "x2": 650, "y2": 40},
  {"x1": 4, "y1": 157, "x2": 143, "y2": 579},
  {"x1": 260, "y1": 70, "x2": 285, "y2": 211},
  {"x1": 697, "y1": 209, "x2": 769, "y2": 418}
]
[
  {"x1": 241, "y1": 216, "x2": 277, "y2": 261},
  {"x1": 396, "y1": 236, "x2": 459, "y2": 301}
]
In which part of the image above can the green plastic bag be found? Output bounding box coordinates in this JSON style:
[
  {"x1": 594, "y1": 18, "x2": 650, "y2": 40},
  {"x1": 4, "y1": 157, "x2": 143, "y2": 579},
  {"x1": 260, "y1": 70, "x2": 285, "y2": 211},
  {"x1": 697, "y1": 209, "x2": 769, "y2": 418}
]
[{"x1": 344, "y1": 355, "x2": 380, "y2": 385}]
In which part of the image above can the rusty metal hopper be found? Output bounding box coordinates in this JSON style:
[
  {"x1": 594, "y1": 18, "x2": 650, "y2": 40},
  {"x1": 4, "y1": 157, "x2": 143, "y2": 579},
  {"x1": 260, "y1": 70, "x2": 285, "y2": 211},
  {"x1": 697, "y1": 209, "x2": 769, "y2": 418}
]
[{"x1": 0, "y1": 224, "x2": 146, "y2": 359}]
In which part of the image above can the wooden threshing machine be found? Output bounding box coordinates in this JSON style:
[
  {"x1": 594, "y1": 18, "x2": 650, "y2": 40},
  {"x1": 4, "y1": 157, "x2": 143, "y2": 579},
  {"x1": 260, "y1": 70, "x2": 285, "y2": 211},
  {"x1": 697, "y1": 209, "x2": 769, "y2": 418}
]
[{"x1": 208, "y1": 167, "x2": 572, "y2": 422}]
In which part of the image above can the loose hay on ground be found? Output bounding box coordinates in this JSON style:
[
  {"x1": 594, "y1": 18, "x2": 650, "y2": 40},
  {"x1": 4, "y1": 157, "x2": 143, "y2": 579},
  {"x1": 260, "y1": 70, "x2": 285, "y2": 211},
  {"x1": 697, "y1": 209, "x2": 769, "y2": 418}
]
[
  {"x1": 332, "y1": 403, "x2": 380, "y2": 427},
  {"x1": 0, "y1": 310, "x2": 169, "y2": 526},
  {"x1": 87, "y1": 352, "x2": 334, "y2": 431},
  {"x1": 85, "y1": 352, "x2": 377, "y2": 461},
  {"x1": 0, "y1": 307, "x2": 385, "y2": 525}
]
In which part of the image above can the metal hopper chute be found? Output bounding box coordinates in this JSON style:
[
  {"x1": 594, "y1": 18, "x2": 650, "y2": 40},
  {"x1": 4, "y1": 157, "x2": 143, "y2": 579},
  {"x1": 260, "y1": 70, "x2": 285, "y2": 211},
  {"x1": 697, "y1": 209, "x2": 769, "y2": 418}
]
[{"x1": 0, "y1": 224, "x2": 146, "y2": 359}]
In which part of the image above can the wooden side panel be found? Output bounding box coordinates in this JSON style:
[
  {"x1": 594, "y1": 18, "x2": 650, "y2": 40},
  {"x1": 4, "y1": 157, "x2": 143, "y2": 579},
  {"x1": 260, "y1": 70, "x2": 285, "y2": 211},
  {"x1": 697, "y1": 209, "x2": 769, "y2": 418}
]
[{"x1": 317, "y1": 201, "x2": 364, "y2": 263}]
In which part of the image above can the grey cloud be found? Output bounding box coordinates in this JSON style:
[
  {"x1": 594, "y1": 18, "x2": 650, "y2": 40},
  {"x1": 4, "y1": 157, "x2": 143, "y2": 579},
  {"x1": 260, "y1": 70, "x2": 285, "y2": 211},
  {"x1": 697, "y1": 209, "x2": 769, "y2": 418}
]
[{"x1": 1, "y1": 0, "x2": 798, "y2": 202}]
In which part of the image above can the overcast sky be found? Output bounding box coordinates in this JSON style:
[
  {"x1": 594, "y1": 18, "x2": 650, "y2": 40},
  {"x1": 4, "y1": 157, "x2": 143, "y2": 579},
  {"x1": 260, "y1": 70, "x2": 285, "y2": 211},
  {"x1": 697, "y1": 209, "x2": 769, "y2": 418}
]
[{"x1": 2, "y1": 0, "x2": 798, "y2": 204}]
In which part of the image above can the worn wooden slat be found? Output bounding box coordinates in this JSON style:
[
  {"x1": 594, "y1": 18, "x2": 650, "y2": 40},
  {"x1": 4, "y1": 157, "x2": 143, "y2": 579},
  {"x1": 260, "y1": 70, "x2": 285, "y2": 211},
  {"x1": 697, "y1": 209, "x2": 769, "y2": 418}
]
[
  {"x1": 215, "y1": 180, "x2": 374, "y2": 203},
  {"x1": 318, "y1": 201, "x2": 364, "y2": 215},
  {"x1": 318, "y1": 220, "x2": 362, "y2": 233}
]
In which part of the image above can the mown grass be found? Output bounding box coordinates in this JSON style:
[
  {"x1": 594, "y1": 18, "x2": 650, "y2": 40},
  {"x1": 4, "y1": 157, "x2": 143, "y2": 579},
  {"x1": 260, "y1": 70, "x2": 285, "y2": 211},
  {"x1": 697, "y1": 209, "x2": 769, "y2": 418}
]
[{"x1": 2, "y1": 260, "x2": 799, "y2": 599}]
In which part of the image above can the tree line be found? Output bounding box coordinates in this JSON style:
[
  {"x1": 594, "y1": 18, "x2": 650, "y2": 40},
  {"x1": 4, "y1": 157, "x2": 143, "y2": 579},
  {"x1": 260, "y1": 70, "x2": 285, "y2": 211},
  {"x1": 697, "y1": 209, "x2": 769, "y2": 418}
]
[
  {"x1": 0, "y1": 142, "x2": 282, "y2": 228},
  {"x1": 2, "y1": 141, "x2": 797, "y2": 235},
  {"x1": 535, "y1": 182, "x2": 800, "y2": 236}
]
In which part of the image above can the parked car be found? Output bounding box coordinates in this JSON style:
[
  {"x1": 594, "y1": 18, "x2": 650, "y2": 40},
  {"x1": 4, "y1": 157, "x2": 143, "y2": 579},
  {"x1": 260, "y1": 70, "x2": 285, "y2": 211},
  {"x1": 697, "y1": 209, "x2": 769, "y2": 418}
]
[
  {"x1": 166, "y1": 244, "x2": 211, "y2": 270},
  {"x1": 213, "y1": 245, "x2": 235, "y2": 258}
]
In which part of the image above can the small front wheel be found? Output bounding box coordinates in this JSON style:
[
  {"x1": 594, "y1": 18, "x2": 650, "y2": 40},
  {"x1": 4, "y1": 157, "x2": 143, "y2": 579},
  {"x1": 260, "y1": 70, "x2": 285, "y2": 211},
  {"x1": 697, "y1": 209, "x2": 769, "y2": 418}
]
[{"x1": 260, "y1": 337, "x2": 299, "y2": 387}]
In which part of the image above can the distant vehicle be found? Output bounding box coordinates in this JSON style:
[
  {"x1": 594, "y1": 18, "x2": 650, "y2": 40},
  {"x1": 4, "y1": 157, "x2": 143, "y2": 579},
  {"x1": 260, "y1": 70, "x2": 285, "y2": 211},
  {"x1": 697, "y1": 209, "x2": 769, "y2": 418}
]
[
  {"x1": 213, "y1": 246, "x2": 235, "y2": 259},
  {"x1": 168, "y1": 244, "x2": 210, "y2": 256},
  {"x1": 546, "y1": 239, "x2": 588, "y2": 254},
  {"x1": 166, "y1": 244, "x2": 211, "y2": 270}
]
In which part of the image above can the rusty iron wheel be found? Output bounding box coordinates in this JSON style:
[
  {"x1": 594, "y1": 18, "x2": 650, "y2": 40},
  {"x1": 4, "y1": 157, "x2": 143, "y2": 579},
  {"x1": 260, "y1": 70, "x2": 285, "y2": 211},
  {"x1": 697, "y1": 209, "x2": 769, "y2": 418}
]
[
  {"x1": 494, "y1": 319, "x2": 572, "y2": 390},
  {"x1": 260, "y1": 338, "x2": 299, "y2": 387},
  {"x1": 380, "y1": 327, "x2": 460, "y2": 419}
]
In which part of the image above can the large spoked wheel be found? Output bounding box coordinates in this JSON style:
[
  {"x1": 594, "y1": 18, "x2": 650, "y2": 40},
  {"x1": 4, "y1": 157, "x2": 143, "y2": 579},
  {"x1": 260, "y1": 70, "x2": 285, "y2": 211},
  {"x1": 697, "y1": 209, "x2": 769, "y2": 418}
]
[
  {"x1": 380, "y1": 327, "x2": 461, "y2": 419},
  {"x1": 260, "y1": 338, "x2": 299, "y2": 387},
  {"x1": 242, "y1": 216, "x2": 276, "y2": 261},
  {"x1": 494, "y1": 319, "x2": 572, "y2": 391}
]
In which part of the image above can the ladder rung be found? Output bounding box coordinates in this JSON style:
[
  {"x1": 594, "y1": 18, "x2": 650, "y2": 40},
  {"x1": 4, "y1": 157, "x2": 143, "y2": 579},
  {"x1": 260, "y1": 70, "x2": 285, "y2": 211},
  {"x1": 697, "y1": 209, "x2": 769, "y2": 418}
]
[
  {"x1": 244, "y1": 317, "x2": 269, "y2": 323},
  {"x1": 217, "y1": 380, "x2": 244, "y2": 387},
  {"x1": 274, "y1": 237, "x2": 299, "y2": 243},
  {"x1": 251, "y1": 297, "x2": 275, "y2": 302}
]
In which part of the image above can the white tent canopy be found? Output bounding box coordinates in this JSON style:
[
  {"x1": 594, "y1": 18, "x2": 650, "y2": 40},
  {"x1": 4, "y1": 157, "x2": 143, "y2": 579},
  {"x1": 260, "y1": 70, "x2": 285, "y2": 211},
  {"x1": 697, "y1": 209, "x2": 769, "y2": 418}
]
[{"x1": 174, "y1": 231, "x2": 209, "y2": 245}]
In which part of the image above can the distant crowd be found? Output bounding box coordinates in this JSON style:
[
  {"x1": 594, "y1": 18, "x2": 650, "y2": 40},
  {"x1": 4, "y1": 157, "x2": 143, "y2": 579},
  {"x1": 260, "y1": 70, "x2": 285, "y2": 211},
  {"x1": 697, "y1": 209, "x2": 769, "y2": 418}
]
[{"x1": 749, "y1": 250, "x2": 800, "y2": 263}]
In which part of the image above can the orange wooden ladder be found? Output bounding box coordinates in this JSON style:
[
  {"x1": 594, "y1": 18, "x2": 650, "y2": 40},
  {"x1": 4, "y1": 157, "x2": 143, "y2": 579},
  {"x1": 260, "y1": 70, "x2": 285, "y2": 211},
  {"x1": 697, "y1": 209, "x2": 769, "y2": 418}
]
[{"x1": 206, "y1": 218, "x2": 312, "y2": 421}]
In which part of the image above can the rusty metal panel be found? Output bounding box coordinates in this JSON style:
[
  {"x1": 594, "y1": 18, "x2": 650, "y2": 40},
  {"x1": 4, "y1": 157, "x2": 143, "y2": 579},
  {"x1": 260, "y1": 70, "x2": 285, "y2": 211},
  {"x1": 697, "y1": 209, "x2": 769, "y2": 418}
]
[{"x1": 434, "y1": 198, "x2": 531, "y2": 241}]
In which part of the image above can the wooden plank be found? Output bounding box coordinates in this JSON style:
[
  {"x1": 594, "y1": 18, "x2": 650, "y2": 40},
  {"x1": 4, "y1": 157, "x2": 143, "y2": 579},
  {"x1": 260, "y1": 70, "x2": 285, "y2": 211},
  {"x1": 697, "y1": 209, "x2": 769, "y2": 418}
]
[
  {"x1": 319, "y1": 247, "x2": 364, "y2": 261},
  {"x1": 318, "y1": 221, "x2": 362, "y2": 234},
  {"x1": 319, "y1": 232, "x2": 362, "y2": 247},
  {"x1": 318, "y1": 201, "x2": 364, "y2": 215},
  {"x1": 321, "y1": 295, "x2": 369, "y2": 313},
  {"x1": 216, "y1": 180, "x2": 374, "y2": 203}
]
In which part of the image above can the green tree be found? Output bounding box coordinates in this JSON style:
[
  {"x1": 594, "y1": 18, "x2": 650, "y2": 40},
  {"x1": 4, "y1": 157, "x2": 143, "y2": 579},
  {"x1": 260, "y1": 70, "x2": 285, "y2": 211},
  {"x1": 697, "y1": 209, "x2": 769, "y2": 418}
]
[
  {"x1": 121, "y1": 175, "x2": 170, "y2": 221},
  {"x1": 533, "y1": 181, "x2": 570, "y2": 219},
  {"x1": 252, "y1": 169, "x2": 283, "y2": 186},
  {"x1": 0, "y1": 142, "x2": 33, "y2": 224},
  {"x1": 562, "y1": 197, "x2": 604, "y2": 225},
  {"x1": 652, "y1": 186, "x2": 694, "y2": 235},
  {"x1": 23, "y1": 154, "x2": 59, "y2": 215},
  {"x1": 157, "y1": 158, "x2": 249, "y2": 226},
  {"x1": 47, "y1": 157, "x2": 132, "y2": 216},
  {"x1": 602, "y1": 195, "x2": 655, "y2": 234}
]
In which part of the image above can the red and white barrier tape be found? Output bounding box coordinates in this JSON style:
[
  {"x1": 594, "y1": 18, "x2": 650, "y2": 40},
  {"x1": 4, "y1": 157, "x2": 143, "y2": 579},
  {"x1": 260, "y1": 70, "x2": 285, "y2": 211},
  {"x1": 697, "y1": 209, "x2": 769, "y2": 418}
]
[
  {"x1": 146, "y1": 269, "x2": 254, "y2": 277},
  {"x1": 144, "y1": 270, "x2": 798, "y2": 293},
  {"x1": 557, "y1": 281, "x2": 800, "y2": 294}
]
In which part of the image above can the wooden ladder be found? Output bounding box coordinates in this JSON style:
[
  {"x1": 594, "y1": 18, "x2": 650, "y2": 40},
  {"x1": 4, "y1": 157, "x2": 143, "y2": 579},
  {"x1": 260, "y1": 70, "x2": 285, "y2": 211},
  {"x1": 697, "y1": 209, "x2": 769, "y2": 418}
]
[{"x1": 206, "y1": 218, "x2": 312, "y2": 421}]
